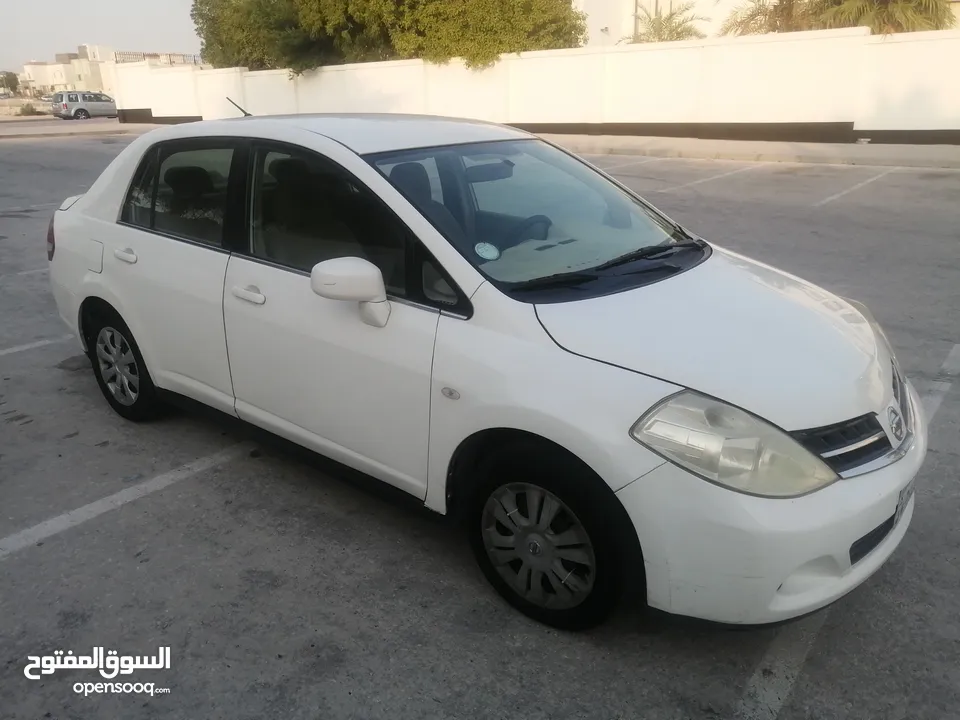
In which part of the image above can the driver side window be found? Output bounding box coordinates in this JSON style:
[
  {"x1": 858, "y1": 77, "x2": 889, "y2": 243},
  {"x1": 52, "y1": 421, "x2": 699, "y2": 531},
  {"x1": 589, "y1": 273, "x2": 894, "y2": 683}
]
[{"x1": 250, "y1": 147, "x2": 408, "y2": 296}]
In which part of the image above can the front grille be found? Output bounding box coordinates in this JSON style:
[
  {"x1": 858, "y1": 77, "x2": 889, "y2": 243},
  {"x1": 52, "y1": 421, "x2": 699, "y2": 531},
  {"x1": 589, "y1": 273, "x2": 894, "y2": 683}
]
[
  {"x1": 850, "y1": 514, "x2": 895, "y2": 565},
  {"x1": 791, "y1": 414, "x2": 892, "y2": 474}
]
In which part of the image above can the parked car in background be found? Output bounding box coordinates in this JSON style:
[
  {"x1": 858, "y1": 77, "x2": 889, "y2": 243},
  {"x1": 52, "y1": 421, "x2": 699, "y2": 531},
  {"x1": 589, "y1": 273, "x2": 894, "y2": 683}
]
[
  {"x1": 51, "y1": 91, "x2": 117, "y2": 120},
  {"x1": 40, "y1": 94, "x2": 54, "y2": 103},
  {"x1": 46, "y1": 115, "x2": 927, "y2": 630}
]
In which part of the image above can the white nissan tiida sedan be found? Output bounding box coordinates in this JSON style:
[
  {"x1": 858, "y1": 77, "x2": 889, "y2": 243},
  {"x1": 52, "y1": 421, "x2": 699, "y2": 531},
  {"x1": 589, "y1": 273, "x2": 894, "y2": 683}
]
[{"x1": 48, "y1": 114, "x2": 927, "y2": 630}]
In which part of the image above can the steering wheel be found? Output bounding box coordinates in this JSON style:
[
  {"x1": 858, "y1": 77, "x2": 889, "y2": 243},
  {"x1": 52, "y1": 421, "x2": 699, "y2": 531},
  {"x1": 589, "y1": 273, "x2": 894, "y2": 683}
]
[{"x1": 500, "y1": 215, "x2": 553, "y2": 250}]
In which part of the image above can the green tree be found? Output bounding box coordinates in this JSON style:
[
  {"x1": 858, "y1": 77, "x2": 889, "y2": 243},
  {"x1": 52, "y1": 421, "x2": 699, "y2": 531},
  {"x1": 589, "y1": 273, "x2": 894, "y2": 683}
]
[
  {"x1": 192, "y1": 0, "x2": 331, "y2": 70},
  {"x1": 192, "y1": 0, "x2": 587, "y2": 72},
  {"x1": 628, "y1": 1, "x2": 708, "y2": 42},
  {"x1": 0, "y1": 71, "x2": 19, "y2": 94},
  {"x1": 389, "y1": 0, "x2": 587, "y2": 69}
]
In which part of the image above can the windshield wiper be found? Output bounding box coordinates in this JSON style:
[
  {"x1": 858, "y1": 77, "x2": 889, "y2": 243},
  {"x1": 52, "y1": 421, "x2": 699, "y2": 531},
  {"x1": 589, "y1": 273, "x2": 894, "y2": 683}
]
[
  {"x1": 507, "y1": 271, "x2": 599, "y2": 292},
  {"x1": 592, "y1": 239, "x2": 704, "y2": 271}
]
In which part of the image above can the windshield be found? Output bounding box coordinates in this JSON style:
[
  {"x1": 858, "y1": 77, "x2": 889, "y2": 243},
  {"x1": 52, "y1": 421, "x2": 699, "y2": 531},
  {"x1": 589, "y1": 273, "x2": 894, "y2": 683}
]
[{"x1": 368, "y1": 138, "x2": 707, "y2": 301}]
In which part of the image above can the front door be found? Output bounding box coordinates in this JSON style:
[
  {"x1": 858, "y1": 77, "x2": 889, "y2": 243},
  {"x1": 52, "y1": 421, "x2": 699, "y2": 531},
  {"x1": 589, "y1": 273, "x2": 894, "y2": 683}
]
[{"x1": 222, "y1": 142, "x2": 441, "y2": 498}]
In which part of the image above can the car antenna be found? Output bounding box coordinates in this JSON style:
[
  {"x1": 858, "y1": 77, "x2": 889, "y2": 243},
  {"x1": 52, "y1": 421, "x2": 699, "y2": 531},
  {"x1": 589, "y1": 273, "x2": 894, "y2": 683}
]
[{"x1": 226, "y1": 97, "x2": 251, "y2": 117}]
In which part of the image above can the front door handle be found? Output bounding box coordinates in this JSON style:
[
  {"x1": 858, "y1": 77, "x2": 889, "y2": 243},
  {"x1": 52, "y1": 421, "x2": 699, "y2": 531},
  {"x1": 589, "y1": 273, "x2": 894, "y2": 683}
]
[
  {"x1": 114, "y1": 248, "x2": 137, "y2": 264},
  {"x1": 232, "y1": 285, "x2": 266, "y2": 305}
]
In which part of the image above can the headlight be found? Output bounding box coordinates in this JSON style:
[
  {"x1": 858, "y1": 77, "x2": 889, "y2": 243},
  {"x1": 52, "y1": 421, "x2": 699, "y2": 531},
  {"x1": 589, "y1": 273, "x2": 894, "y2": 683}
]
[
  {"x1": 630, "y1": 391, "x2": 838, "y2": 498},
  {"x1": 844, "y1": 296, "x2": 896, "y2": 356}
]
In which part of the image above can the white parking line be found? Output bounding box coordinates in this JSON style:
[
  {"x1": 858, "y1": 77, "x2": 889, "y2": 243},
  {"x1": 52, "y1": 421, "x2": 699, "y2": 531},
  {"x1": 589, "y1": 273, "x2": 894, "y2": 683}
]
[
  {"x1": 734, "y1": 344, "x2": 958, "y2": 720},
  {"x1": 813, "y1": 168, "x2": 897, "y2": 207},
  {"x1": 0, "y1": 335, "x2": 73, "y2": 358},
  {"x1": 597, "y1": 157, "x2": 665, "y2": 172},
  {"x1": 0, "y1": 445, "x2": 247, "y2": 561},
  {"x1": 941, "y1": 344, "x2": 960, "y2": 377},
  {"x1": 660, "y1": 164, "x2": 758, "y2": 192},
  {"x1": 735, "y1": 613, "x2": 828, "y2": 720}
]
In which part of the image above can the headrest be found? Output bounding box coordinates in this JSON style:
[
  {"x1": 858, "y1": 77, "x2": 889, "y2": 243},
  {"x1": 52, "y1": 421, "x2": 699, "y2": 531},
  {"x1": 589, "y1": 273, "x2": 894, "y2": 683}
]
[
  {"x1": 389, "y1": 162, "x2": 432, "y2": 205},
  {"x1": 269, "y1": 157, "x2": 311, "y2": 186},
  {"x1": 164, "y1": 166, "x2": 214, "y2": 199}
]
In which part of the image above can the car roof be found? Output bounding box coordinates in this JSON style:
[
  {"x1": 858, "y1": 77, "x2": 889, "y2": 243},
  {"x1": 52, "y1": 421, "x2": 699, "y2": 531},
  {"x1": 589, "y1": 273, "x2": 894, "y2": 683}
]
[{"x1": 150, "y1": 113, "x2": 534, "y2": 155}]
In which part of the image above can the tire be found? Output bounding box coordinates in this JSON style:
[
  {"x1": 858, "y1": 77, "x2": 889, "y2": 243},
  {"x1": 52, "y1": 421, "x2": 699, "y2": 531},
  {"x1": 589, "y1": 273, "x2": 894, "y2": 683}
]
[
  {"x1": 85, "y1": 308, "x2": 163, "y2": 421},
  {"x1": 465, "y1": 441, "x2": 630, "y2": 630},
  {"x1": 75, "y1": 109, "x2": 90, "y2": 120}
]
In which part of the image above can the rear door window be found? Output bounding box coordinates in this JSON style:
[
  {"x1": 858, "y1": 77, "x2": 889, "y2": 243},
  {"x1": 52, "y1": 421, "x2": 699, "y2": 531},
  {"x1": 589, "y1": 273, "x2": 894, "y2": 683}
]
[
  {"x1": 67, "y1": 94, "x2": 79, "y2": 103},
  {"x1": 120, "y1": 142, "x2": 239, "y2": 247}
]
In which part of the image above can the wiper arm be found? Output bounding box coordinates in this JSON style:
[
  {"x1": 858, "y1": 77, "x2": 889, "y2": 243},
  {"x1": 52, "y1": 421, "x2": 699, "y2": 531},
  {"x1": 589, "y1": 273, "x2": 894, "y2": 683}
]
[
  {"x1": 506, "y1": 271, "x2": 599, "y2": 292},
  {"x1": 592, "y1": 239, "x2": 704, "y2": 271}
]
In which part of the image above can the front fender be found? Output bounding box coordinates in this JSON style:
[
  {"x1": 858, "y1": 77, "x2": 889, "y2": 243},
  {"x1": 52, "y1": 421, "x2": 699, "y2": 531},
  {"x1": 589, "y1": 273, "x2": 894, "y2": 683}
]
[{"x1": 425, "y1": 298, "x2": 680, "y2": 514}]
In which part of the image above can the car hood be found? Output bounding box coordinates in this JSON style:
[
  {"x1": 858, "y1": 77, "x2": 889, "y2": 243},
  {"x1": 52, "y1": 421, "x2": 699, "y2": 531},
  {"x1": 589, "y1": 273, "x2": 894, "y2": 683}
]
[{"x1": 535, "y1": 246, "x2": 892, "y2": 431}]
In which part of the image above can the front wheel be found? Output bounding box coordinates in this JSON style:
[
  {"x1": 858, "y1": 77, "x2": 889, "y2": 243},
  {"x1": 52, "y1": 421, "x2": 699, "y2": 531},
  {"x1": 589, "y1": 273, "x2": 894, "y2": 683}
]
[{"x1": 466, "y1": 444, "x2": 628, "y2": 630}]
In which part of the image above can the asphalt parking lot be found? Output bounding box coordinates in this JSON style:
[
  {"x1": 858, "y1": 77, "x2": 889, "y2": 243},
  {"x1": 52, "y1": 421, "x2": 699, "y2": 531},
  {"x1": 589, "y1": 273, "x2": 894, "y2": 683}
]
[{"x1": 1, "y1": 134, "x2": 958, "y2": 720}]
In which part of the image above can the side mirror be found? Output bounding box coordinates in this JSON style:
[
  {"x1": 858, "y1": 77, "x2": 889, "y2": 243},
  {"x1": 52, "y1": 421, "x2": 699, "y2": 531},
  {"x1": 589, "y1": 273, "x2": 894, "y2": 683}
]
[{"x1": 310, "y1": 257, "x2": 391, "y2": 328}]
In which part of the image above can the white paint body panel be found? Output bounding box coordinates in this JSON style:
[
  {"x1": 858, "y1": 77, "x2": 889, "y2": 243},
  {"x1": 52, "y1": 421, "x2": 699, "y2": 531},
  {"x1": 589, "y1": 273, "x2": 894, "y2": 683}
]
[
  {"x1": 224, "y1": 255, "x2": 438, "y2": 498},
  {"x1": 47, "y1": 114, "x2": 930, "y2": 626},
  {"x1": 619, "y1": 380, "x2": 927, "y2": 623},
  {"x1": 537, "y1": 245, "x2": 891, "y2": 431},
  {"x1": 86, "y1": 220, "x2": 235, "y2": 415}
]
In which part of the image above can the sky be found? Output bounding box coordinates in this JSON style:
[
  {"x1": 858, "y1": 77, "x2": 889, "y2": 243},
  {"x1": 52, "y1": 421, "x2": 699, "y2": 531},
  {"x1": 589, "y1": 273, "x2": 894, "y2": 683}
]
[{"x1": 0, "y1": 0, "x2": 201, "y2": 71}]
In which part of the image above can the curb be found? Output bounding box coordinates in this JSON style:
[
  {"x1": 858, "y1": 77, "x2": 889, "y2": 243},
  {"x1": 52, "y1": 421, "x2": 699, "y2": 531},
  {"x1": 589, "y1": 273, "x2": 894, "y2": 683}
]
[
  {"x1": 0, "y1": 128, "x2": 150, "y2": 141},
  {"x1": 541, "y1": 136, "x2": 960, "y2": 169}
]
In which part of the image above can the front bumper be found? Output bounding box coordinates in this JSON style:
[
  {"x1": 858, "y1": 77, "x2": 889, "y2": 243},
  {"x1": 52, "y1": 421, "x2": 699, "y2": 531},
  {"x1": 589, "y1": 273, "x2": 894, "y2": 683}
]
[{"x1": 616, "y1": 380, "x2": 928, "y2": 625}]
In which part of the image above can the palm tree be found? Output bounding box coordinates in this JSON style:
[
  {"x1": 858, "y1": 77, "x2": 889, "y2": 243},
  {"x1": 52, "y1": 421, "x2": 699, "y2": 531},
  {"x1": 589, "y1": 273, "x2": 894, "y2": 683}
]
[
  {"x1": 811, "y1": 0, "x2": 956, "y2": 32},
  {"x1": 719, "y1": 0, "x2": 814, "y2": 34},
  {"x1": 720, "y1": 0, "x2": 955, "y2": 35},
  {"x1": 628, "y1": 1, "x2": 709, "y2": 42}
]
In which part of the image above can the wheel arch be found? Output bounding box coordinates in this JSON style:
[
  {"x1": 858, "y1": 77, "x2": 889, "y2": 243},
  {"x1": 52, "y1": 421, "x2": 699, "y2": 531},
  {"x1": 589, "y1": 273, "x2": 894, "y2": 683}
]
[
  {"x1": 78, "y1": 296, "x2": 119, "y2": 353},
  {"x1": 446, "y1": 427, "x2": 647, "y2": 599}
]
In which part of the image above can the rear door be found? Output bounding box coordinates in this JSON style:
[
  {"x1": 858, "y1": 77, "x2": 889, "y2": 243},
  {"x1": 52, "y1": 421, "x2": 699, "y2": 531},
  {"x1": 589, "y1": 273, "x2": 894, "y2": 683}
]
[{"x1": 96, "y1": 138, "x2": 244, "y2": 413}]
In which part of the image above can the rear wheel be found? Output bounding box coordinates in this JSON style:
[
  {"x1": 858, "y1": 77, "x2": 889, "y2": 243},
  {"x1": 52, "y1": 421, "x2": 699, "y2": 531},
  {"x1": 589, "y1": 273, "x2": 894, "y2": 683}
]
[
  {"x1": 85, "y1": 308, "x2": 163, "y2": 421},
  {"x1": 466, "y1": 442, "x2": 629, "y2": 630},
  {"x1": 74, "y1": 109, "x2": 90, "y2": 120}
]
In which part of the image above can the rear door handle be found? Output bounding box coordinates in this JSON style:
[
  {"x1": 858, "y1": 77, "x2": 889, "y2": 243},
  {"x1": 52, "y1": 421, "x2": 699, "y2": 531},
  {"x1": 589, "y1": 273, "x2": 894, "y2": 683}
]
[
  {"x1": 232, "y1": 285, "x2": 266, "y2": 305},
  {"x1": 114, "y1": 248, "x2": 137, "y2": 264}
]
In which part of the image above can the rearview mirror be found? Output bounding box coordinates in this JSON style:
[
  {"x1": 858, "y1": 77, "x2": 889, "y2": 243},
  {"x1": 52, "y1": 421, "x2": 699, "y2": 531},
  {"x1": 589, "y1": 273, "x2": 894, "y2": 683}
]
[
  {"x1": 310, "y1": 257, "x2": 391, "y2": 328},
  {"x1": 465, "y1": 160, "x2": 514, "y2": 183}
]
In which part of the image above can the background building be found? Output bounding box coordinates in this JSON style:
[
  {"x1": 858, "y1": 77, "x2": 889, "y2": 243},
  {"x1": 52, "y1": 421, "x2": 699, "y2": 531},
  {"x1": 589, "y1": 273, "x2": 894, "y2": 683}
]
[{"x1": 18, "y1": 44, "x2": 202, "y2": 97}]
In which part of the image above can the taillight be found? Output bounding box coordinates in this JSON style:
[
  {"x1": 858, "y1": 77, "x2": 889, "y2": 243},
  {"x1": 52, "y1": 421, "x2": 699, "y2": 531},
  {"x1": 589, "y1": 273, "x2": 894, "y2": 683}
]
[
  {"x1": 62, "y1": 103, "x2": 67, "y2": 110},
  {"x1": 46, "y1": 215, "x2": 56, "y2": 261}
]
